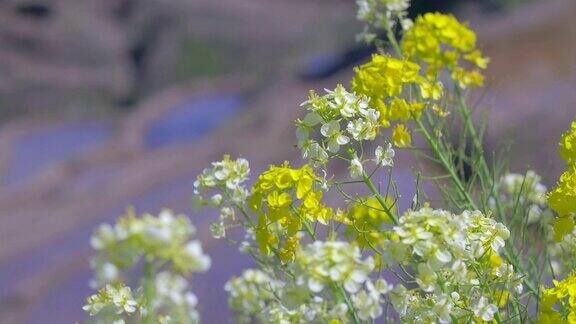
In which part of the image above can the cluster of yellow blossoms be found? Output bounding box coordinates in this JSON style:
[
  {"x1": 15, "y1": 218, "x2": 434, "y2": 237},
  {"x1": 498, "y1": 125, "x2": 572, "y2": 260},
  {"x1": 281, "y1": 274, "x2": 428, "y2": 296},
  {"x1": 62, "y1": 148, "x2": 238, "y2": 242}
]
[
  {"x1": 542, "y1": 121, "x2": 576, "y2": 322},
  {"x1": 345, "y1": 197, "x2": 394, "y2": 248},
  {"x1": 540, "y1": 272, "x2": 576, "y2": 323},
  {"x1": 560, "y1": 121, "x2": 576, "y2": 164},
  {"x1": 352, "y1": 54, "x2": 442, "y2": 147},
  {"x1": 548, "y1": 122, "x2": 576, "y2": 241},
  {"x1": 249, "y1": 163, "x2": 337, "y2": 262},
  {"x1": 401, "y1": 12, "x2": 489, "y2": 88}
]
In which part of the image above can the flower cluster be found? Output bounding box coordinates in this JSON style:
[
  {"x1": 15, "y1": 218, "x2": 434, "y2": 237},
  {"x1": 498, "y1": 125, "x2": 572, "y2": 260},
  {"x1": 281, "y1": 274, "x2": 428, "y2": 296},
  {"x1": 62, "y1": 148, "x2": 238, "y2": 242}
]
[
  {"x1": 250, "y1": 162, "x2": 337, "y2": 261},
  {"x1": 293, "y1": 240, "x2": 394, "y2": 321},
  {"x1": 560, "y1": 121, "x2": 576, "y2": 164},
  {"x1": 499, "y1": 171, "x2": 547, "y2": 224},
  {"x1": 345, "y1": 196, "x2": 395, "y2": 248},
  {"x1": 383, "y1": 206, "x2": 521, "y2": 322},
  {"x1": 352, "y1": 54, "x2": 441, "y2": 147},
  {"x1": 351, "y1": 279, "x2": 393, "y2": 321},
  {"x1": 193, "y1": 155, "x2": 250, "y2": 239},
  {"x1": 296, "y1": 84, "x2": 381, "y2": 165},
  {"x1": 401, "y1": 12, "x2": 489, "y2": 88},
  {"x1": 546, "y1": 122, "x2": 576, "y2": 279},
  {"x1": 225, "y1": 268, "x2": 354, "y2": 324},
  {"x1": 295, "y1": 241, "x2": 375, "y2": 294},
  {"x1": 85, "y1": 209, "x2": 209, "y2": 323},
  {"x1": 153, "y1": 272, "x2": 201, "y2": 324},
  {"x1": 224, "y1": 269, "x2": 283, "y2": 323},
  {"x1": 356, "y1": 0, "x2": 412, "y2": 43},
  {"x1": 90, "y1": 208, "x2": 211, "y2": 283},
  {"x1": 540, "y1": 271, "x2": 576, "y2": 323},
  {"x1": 83, "y1": 284, "x2": 139, "y2": 318},
  {"x1": 548, "y1": 123, "x2": 576, "y2": 241}
]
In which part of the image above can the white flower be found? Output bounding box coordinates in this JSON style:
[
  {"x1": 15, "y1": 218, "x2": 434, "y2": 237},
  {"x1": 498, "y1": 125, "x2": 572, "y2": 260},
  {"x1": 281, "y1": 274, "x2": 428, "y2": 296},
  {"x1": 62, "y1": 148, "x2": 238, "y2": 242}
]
[
  {"x1": 210, "y1": 222, "x2": 226, "y2": 239},
  {"x1": 432, "y1": 295, "x2": 453, "y2": 323},
  {"x1": 383, "y1": 0, "x2": 410, "y2": 11},
  {"x1": 100, "y1": 262, "x2": 119, "y2": 283},
  {"x1": 349, "y1": 156, "x2": 364, "y2": 179},
  {"x1": 111, "y1": 285, "x2": 138, "y2": 314},
  {"x1": 210, "y1": 194, "x2": 223, "y2": 206},
  {"x1": 527, "y1": 204, "x2": 542, "y2": 224},
  {"x1": 295, "y1": 241, "x2": 374, "y2": 295},
  {"x1": 183, "y1": 241, "x2": 212, "y2": 272},
  {"x1": 374, "y1": 278, "x2": 393, "y2": 294},
  {"x1": 346, "y1": 110, "x2": 380, "y2": 141},
  {"x1": 415, "y1": 263, "x2": 437, "y2": 292},
  {"x1": 225, "y1": 269, "x2": 283, "y2": 320},
  {"x1": 220, "y1": 207, "x2": 235, "y2": 221},
  {"x1": 193, "y1": 155, "x2": 251, "y2": 205},
  {"x1": 90, "y1": 224, "x2": 116, "y2": 250},
  {"x1": 320, "y1": 121, "x2": 350, "y2": 153},
  {"x1": 400, "y1": 17, "x2": 413, "y2": 30},
  {"x1": 374, "y1": 143, "x2": 395, "y2": 167},
  {"x1": 356, "y1": 0, "x2": 374, "y2": 20},
  {"x1": 302, "y1": 140, "x2": 329, "y2": 166},
  {"x1": 473, "y1": 296, "x2": 498, "y2": 321},
  {"x1": 351, "y1": 281, "x2": 383, "y2": 320},
  {"x1": 389, "y1": 285, "x2": 410, "y2": 316}
]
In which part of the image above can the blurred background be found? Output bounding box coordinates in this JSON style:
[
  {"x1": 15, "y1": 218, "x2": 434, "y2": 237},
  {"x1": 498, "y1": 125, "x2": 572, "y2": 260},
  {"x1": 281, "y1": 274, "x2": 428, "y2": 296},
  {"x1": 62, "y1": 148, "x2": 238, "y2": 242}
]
[{"x1": 0, "y1": 0, "x2": 573, "y2": 322}]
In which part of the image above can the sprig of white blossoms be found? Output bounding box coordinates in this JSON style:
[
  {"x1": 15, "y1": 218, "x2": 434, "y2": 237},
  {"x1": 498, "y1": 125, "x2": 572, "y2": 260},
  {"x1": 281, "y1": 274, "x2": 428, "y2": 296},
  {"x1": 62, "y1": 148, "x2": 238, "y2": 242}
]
[
  {"x1": 382, "y1": 206, "x2": 522, "y2": 322},
  {"x1": 225, "y1": 269, "x2": 283, "y2": 323},
  {"x1": 193, "y1": 155, "x2": 250, "y2": 239},
  {"x1": 225, "y1": 268, "x2": 351, "y2": 324},
  {"x1": 295, "y1": 241, "x2": 374, "y2": 294},
  {"x1": 90, "y1": 209, "x2": 211, "y2": 287},
  {"x1": 86, "y1": 209, "x2": 210, "y2": 323},
  {"x1": 349, "y1": 143, "x2": 395, "y2": 179},
  {"x1": 153, "y1": 272, "x2": 201, "y2": 324},
  {"x1": 297, "y1": 85, "x2": 381, "y2": 167},
  {"x1": 351, "y1": 278, "x2": 393, "y2": 320},
  {"x1": 499, "y1": 171, "x2": 547, "y2": 224},
  {"x1": 356, "y1": 0, "x2": 413, "y2": 43},
  {"x1": 83, "y1": 284, "x2": 139, "y2": 317}
]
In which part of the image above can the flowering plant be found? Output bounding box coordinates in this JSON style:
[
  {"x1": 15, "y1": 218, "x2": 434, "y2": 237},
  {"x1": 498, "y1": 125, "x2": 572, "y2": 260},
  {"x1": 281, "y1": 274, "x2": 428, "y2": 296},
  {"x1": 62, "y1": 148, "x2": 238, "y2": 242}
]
[{"x1": 83, "y1": 1, "x2": 576, "y2": 323}]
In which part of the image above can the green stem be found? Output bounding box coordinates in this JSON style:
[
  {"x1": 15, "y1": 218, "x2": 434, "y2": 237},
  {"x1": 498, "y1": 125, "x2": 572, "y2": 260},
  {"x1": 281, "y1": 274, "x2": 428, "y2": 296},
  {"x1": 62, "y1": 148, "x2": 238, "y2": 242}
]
[
  {"x1": 143, "y1": 261, "x2": 156, "y2": 323},
  {"x1": 362, "y1": 172, "x2": 399, "y2": 225},
  {"x1": 383, "y1": 18, "x2": 402, "y2": 57},
  {"x1": 333, "y1": 283, "x2": 361, "y2": 324},
  {"x1": 455, "y1": 96, "x2": 541, "y2": 299},
  {"x1": 415, "y1": 118, "x2": 477, "y2": 209}
]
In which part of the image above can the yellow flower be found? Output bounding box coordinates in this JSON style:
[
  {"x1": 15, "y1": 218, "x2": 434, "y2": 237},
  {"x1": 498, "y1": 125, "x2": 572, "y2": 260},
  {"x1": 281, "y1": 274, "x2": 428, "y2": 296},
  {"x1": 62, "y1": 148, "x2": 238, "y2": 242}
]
[
  {"x1": 560, "y1": 121, "x2": 576, "y2": 164},
  {"x1": 420, "y1": 80, "x2": 443, "y2": 100},
  {"x1": 346, "y1": 197, "x2": 395, "y2": 247},
  {"x1": 493, "y1": 290, "x2": 510, "y2": 308},
  {"x1": 548, "y1": 166, "x2": 576, "y2": 217},
  {"x1": 402, "y1": 12, "x2": 488, "y2": 88},
  {"x1": 549, "y1": 121, "x2": 576, "y2": 241},
  {"x1": 352, "y1": 55, "x2": 421, "y2": 98},
  {"x1": 488, "y1": 253, "x2": 503, "y2": 268},
  {"x1": 554, "y1": 216, "x2": 575, "y2": 242},
  {"x1": 451, "y1": 67, "x2": 485, "y2": 89},
  {"x1": 352, "y1": 55, "x2": 425, "y2": 127},
  {"x1": 279, "y1": 236, "x2": 300, "y2": 263},
  {"x1": 250, "y1": 163, "x2": 339, "y2": 259},
  {"x1": 432, "y1": 104, "x2": 450, "y2": 117},
  {"x1": 387, "y1": 98, "x2": 426, "y2": 122},
  {"x1": 540, "y1": 272, "x2": 576, "y2": 323},
  {"x1": 393, "y1": 124, "x2": 412, "y2": 148},
  {"x1": 464, "y1": 50, "x2": 490, "y2": 69}
]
